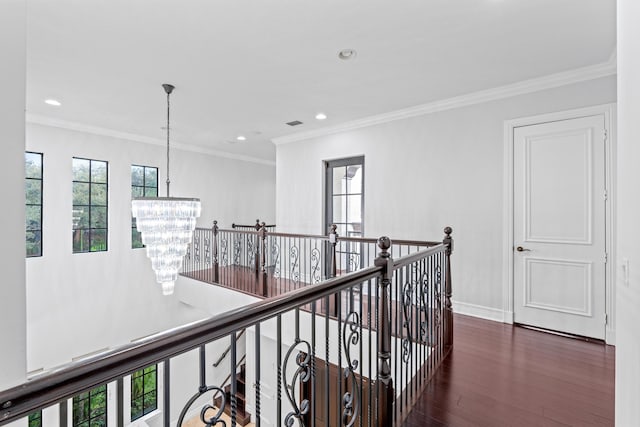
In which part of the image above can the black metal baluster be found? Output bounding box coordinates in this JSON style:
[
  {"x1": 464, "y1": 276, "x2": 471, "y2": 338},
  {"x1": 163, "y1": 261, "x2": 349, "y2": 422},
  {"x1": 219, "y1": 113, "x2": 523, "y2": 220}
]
[
  {"x1": 255, "y1": 323, "x2": 261, "y2": 427},
  {"x1": 163, "y1": 359, "x2": 170, "y2": 427},
  {"x1": 230, "y1": 333, "x2": 237, "y2": 427},
  {"x1": 337, "y1": 290, "x2": 342, "y2": 427},
  {"x1": 325, "y1": 295, "x2": 330, "y2": 426},
  {"x1": 311, "y1": 299, "x2": 317, "y2": 425},
  {"x1": 277, "y1": 315, "x2": 282, "y2": 426}
]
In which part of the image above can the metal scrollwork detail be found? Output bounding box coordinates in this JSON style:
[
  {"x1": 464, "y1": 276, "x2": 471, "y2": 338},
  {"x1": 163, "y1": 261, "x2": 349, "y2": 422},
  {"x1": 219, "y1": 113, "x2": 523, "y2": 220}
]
[
  {"x1": 194, "y1": 236, "x2": 201, "y2": 263},
  {"x1": 233, "y1": 238, "x2": 242, "y2": 265},
  {"x1": 434, "y1": 264, "x2": 443, "y2": 331},
  {"x1": 290, "y1": 246, "x2": 300, "y2": 282},
  {"x1": 342, "y1": 311, "x2": 361, "y2": 427},
  {"x1": 247, "y1": 235, "x2": 256, "y2": 266},
  {"x1": 220, "y1": 238, "x2": 228, "y2": 267},
  {"x1": 420, "y1": 272, "x2": 430, "y2": 344},
  {"x1": 176, "y1": 386, "x2": 227, "y2": 427},
  {"x1": 272, "y1": 240, "x2": 281, "y2": 278},
  {"x1": 186, "y1": 244, "x2": 191, "y2": 261},
  {"x1": 310, "y1": 247, "x2": 321, "y2": 283},
  {"x1": 283, "y1": 340, "x2": 311, "y2": 426},
  {"x1": 402, "y1": 281, "x2": 413, "y2": 363},
  {"x1": 348, "y1": 253, "x2": 361, "y2": 272},
  {"x1": 204, "y1": 236, "x2": 211, "y2": 266}
]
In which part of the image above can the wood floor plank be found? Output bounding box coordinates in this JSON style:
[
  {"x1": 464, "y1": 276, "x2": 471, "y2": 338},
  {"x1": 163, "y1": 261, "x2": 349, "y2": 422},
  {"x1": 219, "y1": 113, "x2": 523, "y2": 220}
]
[{"x1": 402, "y1": 314, "x2": 614, "y2": 427}]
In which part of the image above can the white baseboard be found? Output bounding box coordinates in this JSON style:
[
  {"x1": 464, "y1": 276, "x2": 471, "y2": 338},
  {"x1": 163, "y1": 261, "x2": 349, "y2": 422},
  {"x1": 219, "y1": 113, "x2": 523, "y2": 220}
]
[{"x1": 452, "y1": 300, "x2": 507, "y2": 323}]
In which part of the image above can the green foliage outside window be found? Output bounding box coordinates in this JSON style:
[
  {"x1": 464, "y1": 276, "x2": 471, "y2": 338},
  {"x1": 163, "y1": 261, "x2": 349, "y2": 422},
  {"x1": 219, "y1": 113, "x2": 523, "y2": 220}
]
[
  {"x1": 131, "y1": 364, "x2": 157, "y2": 420},
  {"x1": 28, "y1": 410, "x2": 42, "y2": 427},
  {"x1": 131, "y1": 165, "x2": 158, "y2": 249},
  {"x1": 72, "y1": 158, "x2": 108, "y2": 253},
  {"x1": 25, "y1": 152, "x2": 43, "y2": 257},
  {"x1": 73, "y1": 385, "x2": 107, "y2": 427}
]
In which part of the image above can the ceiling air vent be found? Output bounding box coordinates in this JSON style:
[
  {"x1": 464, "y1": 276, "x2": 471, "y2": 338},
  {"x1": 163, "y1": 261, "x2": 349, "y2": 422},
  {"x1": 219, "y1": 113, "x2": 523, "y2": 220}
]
[{"x1": 286, "y1": 120, "x2": 303, "y2": 126}]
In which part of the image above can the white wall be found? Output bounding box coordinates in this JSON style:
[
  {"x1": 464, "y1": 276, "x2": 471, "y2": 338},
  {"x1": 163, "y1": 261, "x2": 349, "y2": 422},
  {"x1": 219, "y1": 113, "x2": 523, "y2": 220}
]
[
  {"x1": 0, "y1": 0, "x2": 27, "y2": 390},
  {"x1": 25, "y1": 123, "x2": 275, "y2": 370},
  {"x1": 615, "y1": 0, "x2": 640, "y2": 423},
  {"x1": 275, "y1": 76, "x2": 616, "y2": 314}
]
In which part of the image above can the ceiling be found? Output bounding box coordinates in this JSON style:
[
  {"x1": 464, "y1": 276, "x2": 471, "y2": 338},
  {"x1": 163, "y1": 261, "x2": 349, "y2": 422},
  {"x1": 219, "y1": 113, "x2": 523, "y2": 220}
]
[{"x1": 26, "y1": 0, "x2": 616, "y2": 163}]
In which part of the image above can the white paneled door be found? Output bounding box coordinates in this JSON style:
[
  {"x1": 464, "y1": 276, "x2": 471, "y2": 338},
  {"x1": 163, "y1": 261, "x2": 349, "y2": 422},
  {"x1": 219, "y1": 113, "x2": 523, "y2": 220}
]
[{"x1": 513, "y1": 115, "x2": 607, "y2": 339}]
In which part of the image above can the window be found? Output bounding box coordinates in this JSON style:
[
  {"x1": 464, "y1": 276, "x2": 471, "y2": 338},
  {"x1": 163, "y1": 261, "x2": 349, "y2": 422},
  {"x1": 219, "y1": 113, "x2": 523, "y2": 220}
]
[
  {"x1": 325, "y1": 157, "x2": 364, "y2": 272},
  {"x1": 131, "y1": 165, "x2": 158, "y2": 248},
  {"x1": 72, "y1": 158, "x2": 108, "y2": 253},
  {"x1": 73, "y1": 385, "x2": 107, "y2": 427},
  {"x1": 28, "y1": 411, "x2": 42, "y2": 427},
  {"x1": 25, "y1": 152, "x2": 43, "y2": 257},
  {"x1": 131, "y1": 365, "x2": 157, "y2": 421}
]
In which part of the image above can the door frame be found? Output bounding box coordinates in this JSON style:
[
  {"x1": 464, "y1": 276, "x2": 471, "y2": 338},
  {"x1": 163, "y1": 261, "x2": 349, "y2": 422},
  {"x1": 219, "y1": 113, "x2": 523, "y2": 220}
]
[{"x1": 502, "y1": 103, "x2": 616, "y2": 344}]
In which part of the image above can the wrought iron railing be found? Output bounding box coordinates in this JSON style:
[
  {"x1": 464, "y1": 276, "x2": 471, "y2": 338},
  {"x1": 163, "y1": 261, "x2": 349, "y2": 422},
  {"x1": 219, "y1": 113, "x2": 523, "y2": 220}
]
[
  {"x1": 0, "y1": 229, "x2": 453, "y2": 427},
  {"x1": 183, "y1": 221, "x2": 441, "y2": 300}
]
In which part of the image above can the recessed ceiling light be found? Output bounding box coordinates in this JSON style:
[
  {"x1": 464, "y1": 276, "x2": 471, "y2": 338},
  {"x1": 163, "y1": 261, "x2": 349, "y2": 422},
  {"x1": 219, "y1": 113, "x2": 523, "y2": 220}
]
[
  {"x1": 338, "y1": 49, "x2": 357, "y2": 60},
  {"x1": 315, "y1": 113, "x2": 327, "y2": 120},
  {"x1": 45, "y1": 99, "x2": 61, "y2": 106},
  {"x1": 237, "y1": 135, "x2": 246, "y2": 141}
]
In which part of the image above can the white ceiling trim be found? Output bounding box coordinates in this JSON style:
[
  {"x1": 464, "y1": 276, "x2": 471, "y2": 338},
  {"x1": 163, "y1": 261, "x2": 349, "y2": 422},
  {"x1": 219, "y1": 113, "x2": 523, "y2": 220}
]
[
  {"x1": 26, "y1": 113, "x2": 276, "y2": 167},
  {"x1": 272, "y1": 57, "x2": 617, "y2": 146}
]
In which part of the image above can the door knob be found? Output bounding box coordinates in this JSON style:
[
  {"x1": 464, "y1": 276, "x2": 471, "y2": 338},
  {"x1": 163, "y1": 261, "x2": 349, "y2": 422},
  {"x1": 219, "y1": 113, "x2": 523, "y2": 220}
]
[{"x1": 516, "y1": 246, "x2": 531, "y2": 252}]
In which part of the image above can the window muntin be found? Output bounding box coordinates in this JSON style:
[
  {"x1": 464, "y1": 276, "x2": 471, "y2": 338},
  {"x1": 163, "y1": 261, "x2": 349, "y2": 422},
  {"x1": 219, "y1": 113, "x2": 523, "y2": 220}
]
[
  {"x1": 73, "y1": 158, "x2": 108, "y2": 253},
  {"x1": 131, "y1": 165, "x2": 158, "y2": 249},
  {"x1": 25, "y1": 152, "x2": 43, "y2": 257},
  {"x1": 72, "y1": 385, "x2": 107, "y2": 427},
  {"x1": 131, "y1": 365, "x2": 157, "y2": 420}
]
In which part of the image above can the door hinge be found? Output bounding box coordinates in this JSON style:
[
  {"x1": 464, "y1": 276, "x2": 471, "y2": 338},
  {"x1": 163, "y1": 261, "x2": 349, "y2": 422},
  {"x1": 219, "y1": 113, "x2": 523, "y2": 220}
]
[
  {"x1": 604, "y1": 252, "x2": 608, "y2": 264},
  {"x1": 605, "y1": 313, "x2": 608, "y2": 325},
  {"x1": 604, "y1": 189, "x2": 608, "y2": 201},
  {"x1": 604, "y1": 129, "x2": 608, "y2": 142}
]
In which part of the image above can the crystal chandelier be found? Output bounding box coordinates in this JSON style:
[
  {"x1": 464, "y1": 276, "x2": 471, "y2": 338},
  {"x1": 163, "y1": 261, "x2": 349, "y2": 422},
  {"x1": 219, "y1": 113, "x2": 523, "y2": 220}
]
[{"x1": 132, "y1": 84, "x2": 201, "y2": 295}]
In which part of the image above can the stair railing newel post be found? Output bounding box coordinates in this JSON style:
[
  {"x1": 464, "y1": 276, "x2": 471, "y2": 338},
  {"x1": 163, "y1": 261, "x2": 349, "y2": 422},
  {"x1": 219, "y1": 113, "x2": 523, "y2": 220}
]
[
  {"x1": 329, "y1": 224, "x2": 339, "y2": 317},
  {"x1": 254, "y1": 219, "x2": 261, "y2": 276},
  {"x1": 443, "y1": 226, "x2": 454, "y2": 350},
  {"x1": 375, "y1": 236, "x2": 394, "y2": 426},
  {"x1": 213, "y1": 220, "x2": 219, "y2": 283},
  {"x1": 259, "y1": 222, "x2": 268, "y2": 297}
]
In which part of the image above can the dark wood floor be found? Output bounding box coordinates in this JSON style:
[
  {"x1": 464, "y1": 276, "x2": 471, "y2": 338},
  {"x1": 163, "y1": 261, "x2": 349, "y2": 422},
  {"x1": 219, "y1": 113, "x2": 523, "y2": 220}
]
[{"x1": 403, "y1": 314, "x2": 615, "y2": 427}]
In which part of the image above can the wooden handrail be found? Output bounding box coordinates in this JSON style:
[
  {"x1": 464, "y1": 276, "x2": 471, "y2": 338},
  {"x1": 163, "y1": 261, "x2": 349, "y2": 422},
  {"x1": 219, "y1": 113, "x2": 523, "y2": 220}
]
[{"x1": 212, "y1": 329, "x2": 246, "y2": 368}]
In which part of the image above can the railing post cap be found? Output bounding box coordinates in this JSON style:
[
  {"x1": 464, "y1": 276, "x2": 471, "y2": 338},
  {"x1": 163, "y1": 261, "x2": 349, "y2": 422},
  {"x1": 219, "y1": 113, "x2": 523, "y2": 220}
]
[
  {"x1": 444, "y1": 226, "x2": 452, "y2": 236},
  {"x1": 377, "y1": 236, "x2": 391, "y2": 251},
  {"x1": 213, "y1": 220, "x2": 218, "y2": 225},
  {"x1": 331, "y1": 224, "x2": 337, "y2": 233}
]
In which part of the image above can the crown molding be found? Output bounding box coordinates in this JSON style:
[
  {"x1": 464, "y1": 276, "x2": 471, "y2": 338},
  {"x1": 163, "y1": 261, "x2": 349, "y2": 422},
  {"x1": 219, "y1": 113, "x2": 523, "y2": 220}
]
[
  {"x1": 272, "y1": 57, "x2": 617, "y2": 146},
  {"x1": 26, "y1": 113, "x2": 276, "y2": 167}
]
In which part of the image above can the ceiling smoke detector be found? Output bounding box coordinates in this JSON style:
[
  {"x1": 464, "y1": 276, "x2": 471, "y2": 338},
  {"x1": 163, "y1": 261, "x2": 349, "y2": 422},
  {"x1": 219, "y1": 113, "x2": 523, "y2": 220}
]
[
  {"x1": 338, "y1": 49, "x2": 357, "y2": 60},
  {"x1": 286, "y1": 120, "x2": 304, "y2": 127}
]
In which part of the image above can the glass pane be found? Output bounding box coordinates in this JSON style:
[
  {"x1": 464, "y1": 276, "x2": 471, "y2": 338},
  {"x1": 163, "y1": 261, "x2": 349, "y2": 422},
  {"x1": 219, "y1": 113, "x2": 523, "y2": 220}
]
[
  {"x1": 132, "y1": 375, "x2": 143, "y2": 398},
  {"x1": 143, "y1": 365, "x2": 156, "y2": 375},
  {"x1": 26, "y1": 205, "x2": 41, "y2": 230},
  {"x1": 78, "y1": 422, "x2": 89, "y2": 427},
  {"x1": 143, "y1": 392, "x2": 157, "y2": 414},
  {"x1": 332, "y1": 166, "x2": 346, "y2": 195},
  {"x1": 346, "y1": 194, "x2": 362, "y2": 223},
  {"x1": 131, "y1": 186, "x2": 144, "y2": 198},
  {"x1": 91, "y1": 161, "x2": 107, "y2": 183},
  {"x1": 73, "y1": 206, "x2": 89, "y2": 229},
  {"x1": 25, "y1": 153, "x2": 42, "y2": 179},
  {"x1": 346, "y1": 164, "x2": 363, "y2": 194},
  {"x1": 26, "y1": 231, "x2": 42, "y2": 257},
  {"x1": 332, "y1": 195, "x2": 347, "y2": 223},
  {"x1": 90, "y1": 229, "x2": 107, "y2": 252},
  {"x1": 144, "y1": 187, "x2": 157, "y2": 197},
  {"x1": 131, "y1": 166, "x2": 144, "y2": 186},
  {"x1": 73, "y1": 158, "x2": 90, "y2": 181},
  {"x1": 144, "y1": 372, "x2": 156, "y2": 391},
  {"x1": 90, "y1": 207, "x2": 107, "y2": 228},
  {"x1": 73, "y1": 229, "x2": 90, "y2": 253},
  {"x1": 25, "y1": 179, "x2": 42, "y2": 205},
  {"x1": 90, "y1": 418, "x2": 106, "y2": 427},
  {"x1": 132, "y1": 228, "x2": 143, "y2": 249},
  {"x1": 73, "y1": 182, "x2": 90, "y2": 205},
  {"x1": 145, "y1": 167, "x2": 158, "y2": 188},
  {"x1": 91, "y1": 183, "x2": 107, "y2": 206},
  {"x1": 131, "y1": 397, "x2": 143, "y2": 421}
]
